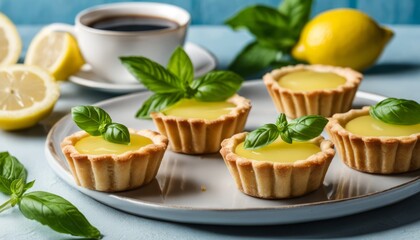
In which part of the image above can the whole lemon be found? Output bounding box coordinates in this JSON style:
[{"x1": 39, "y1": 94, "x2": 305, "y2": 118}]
[{"x1": 292, "y1": 8, "x2": 393, "y2": 71}]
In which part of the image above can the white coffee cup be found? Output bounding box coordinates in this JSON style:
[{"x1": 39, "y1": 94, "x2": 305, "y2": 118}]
[{"x1": 46, "y1": 2, "x2": 190, "y2": 84}]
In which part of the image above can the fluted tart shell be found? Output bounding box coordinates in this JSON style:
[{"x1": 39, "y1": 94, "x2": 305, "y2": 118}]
[
  {"x1": 263, "y1": 64, "x2": 362, "y2": 119},
  {"x1": 150, "y1": 94, "x2": 251, "y2": 154},
  {"x1": 326, "y1": 107, "x2": 420, "y2": 174},
  {"x1": 61, "y1": 129, "x2": 168, "y2": 192},
  {"x1": 220, "y1": 133, "x2": 335, "y2": 199}
]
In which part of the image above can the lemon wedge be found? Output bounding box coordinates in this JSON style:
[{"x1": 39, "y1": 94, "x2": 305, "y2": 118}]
[
  {"x1": 25, "y1": 29, "x2": 85, "y2": 80},
  {"x1": 0, "y1": 65, "x2": 60, "y2": 130},
  {"x1": 0, "y1": 12, "x2": 22, "y2": 65}
]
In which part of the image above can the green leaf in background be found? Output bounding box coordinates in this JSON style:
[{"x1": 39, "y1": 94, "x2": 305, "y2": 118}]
[
  {"x1": 120, "y1": 56, "x2": 184, "y2": 93},
  {"x1": 167, "y1": 46, "x2": 194, "y2": 86},
  {"x1": 0, "y1": 152, "x2": 27, "y2": 195},
  {"x1": 288, "y1": 115, "x2": 328, "y2": 141},
  {"x1": 191, "y1": 71, "x2": 243, "y2": 101},
  {"x1": 228, "y1": 42, "x2": 280, "y2": 77},
  {"x1": 244, "y1": 124, "x2": 280, "y2": 149},
  {"x1": 225, "y1": 0, "x2": 313, "y2": 77},
  {"x1": 102, "y1": 123, "x2": 130, "y2": 145},
  {"x1": 369, "y1": 98, "x2": 420, "y2": 125},
  {"x1": 19, "y1": 191, "x2": 101, "y2": 239},
  {"x1": 71, "y1": 106, "x2": 112, "y2": 136},
  {"x1": 136, "y1": 92, "x2": 185, "y2": 119},
  {"x1": 225, "y1": 5, "x2": 292, "y2": 49},
  {"x1": 279, "y1": 0, "x2": 313, "y2": 39}
]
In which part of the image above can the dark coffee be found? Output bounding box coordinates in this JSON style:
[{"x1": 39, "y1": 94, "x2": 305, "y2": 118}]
[{"x1": 89, "y1": 15, "x2": 179, "y2": 32}]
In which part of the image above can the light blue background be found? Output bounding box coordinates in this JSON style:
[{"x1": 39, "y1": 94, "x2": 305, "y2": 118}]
[{"x1": 1, "y1": 0, "x2": 420, "y2": 25}]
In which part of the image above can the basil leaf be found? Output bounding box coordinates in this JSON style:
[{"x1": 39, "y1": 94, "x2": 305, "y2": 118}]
[
  {"x1": 102, "y1": 123, "x2": 130, "y2": 145},
  {"x1": 276, "y1": 113, "x2": 288, "y2": 130},
  {"x1": 279, "y1": 0, "x2": 313, "y2": 39},
  {"x1": 0, "y1": 152, "x2": 27, "y2": 181},
  {"x1": 19, "y1": 191, "x2": 101, "y2": 239},
  {"x1": 0, "y1": 176, "x2": 12, "y2": 195},
  {"x1": 136, "y1": 92, "x2": 184, "y2": 119},
  {"x1": 10, "y1": 178, "x2": 25, "y2": 198},
  {"x1": 369, "y1": 98, "x2": 420, "y2": 125},
  {"x1": 288, "y1": 115, "x2": 328, "y2": 141},
  {"x1": 191, "y1": 71, "x2": 243, "y2": 101},
  {"x1": 0, "y1": 152, "x2": 27, "y2": 195},
  {"x1": 23, "y1": 180, "x2": 35, "y2": 193},
  {"x1": 280, "y1": 129, "x2": 293, "y2": 144},
  {"x1": 71, "y1": 106, "x2": 112, "y2": 136},
  {"x1": 120, "y1": 56, "x2": 184, "y2": 93},
  {"x1": 225, "y1": 5, "x2": 292, "y2": 49},
  {"x1": 228, "y1": 41, "x2": 279, "y2": 77},
  {"x1": 258, "y1": 37, "x2": 296, "y2": 51},
  {"x1": 244, "y1": 124, "x2": 280, "y2": 149},
  {"x1": 167, "y1": 46, "x2": 194, "y2": 86}
]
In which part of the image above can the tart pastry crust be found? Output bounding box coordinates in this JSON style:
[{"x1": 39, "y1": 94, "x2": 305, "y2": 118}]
[
  {"x1": 220, "y1": 133, "x2": 335, "y2": 199},
  {"x1": 326, "y1": 107, "x2": 420, "y2": 174},
  {"x1": 263, "y1": 64, "x2": 362, "y2": 118},
  {"x1": 61, "y1": 129, "x2": 168, "y2": 192},
  {"x1": 151, "y1": 94, "x2": 251, "y2": 154}
]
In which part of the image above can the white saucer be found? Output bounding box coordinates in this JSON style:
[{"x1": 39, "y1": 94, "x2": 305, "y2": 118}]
[{"x1": 69, "y1": 42, "x2": 217, "y2": 94}]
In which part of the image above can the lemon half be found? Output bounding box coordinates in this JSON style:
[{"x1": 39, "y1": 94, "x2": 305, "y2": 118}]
[
  {"x1": 0, "y1": 12, "x2": 22, "y2": 65},
  {"x1": 25, "y1": 29, "x2": 85, "y2": 80},
  {"x1": 0, "y1": 65, "x2": 59, "y2": 130}
]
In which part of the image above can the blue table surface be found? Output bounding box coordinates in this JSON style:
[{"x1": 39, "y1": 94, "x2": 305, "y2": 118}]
[{"x1": 1, "y1": 25, "x2": 420, "y2": 239}]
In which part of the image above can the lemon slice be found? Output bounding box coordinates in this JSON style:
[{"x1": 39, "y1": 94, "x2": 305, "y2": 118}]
[
  {"x1": 0, "y1": 64, "x2": 60, "y2": 130},
  {"x1": 0, "y1": 13, "x2": 22, "y2": 65},
  {"x1": 24, "y1": 29, "x2": 85, "y2": 80}
]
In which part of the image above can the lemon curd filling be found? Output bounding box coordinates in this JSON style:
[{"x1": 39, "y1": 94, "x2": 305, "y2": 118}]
[
  {"x1": 75, "y1": 134, "x2": 153, "y2": 155},
  {"x1": 345, "y1": 115, "x2": 420, "y2": 137},
  {"x1": 278, "y1": 70, "x2": 346, "y2": 91},
  {"x1": 235, "y1": 139, "x2": 321, "y2": 163},
  {"x1": 162, "y1": 98, "x2": 236, "y2": 120}
]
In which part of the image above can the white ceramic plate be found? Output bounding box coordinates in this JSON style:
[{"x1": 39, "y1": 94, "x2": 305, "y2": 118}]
[
  {"x1": 45, "y1": 81, "x2": 420, "y2": 225},
  {"x1": 69, "y1": 42, "x2": 217, "y2": 93}
]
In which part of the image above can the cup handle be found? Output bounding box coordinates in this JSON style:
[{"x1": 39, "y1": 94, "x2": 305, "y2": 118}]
[{"x1": 40, "y1": 23, "x2": 76, "y2": 36}]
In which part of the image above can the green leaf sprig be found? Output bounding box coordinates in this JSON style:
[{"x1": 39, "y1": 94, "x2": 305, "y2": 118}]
[
  {"x1": 244, "y1": 113, "x2": 328, "y2": 149},
  {"x1": 369, "y1": 98, "x2": 420, "y2": 125},
  {"x1": 225, "y1": 0, "x2": 312, "y2": 77},
  {"x1": 0, "y1": 152, "x2": 101, "y2": 239},
  {"x1": 72, "y1": 105, "x2": 130, "y2": 145},
  {"x1": 120, "y1": 46, "x2": 243, "y2": 119}
]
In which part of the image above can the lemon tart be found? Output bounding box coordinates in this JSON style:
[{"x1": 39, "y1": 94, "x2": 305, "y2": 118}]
[
  {"x1": 263, "y1": 64, "x2": 362, "y2": 118},
  {"x1": 326, "y1": 107, "x2": 420, "y2": 174},
  {"x1": 220, "y1": 133, "x2": 335, "y2": 199},
  {"x1": 61, "y1": 129, "x2": 168, "y2": 192},
  {"x1": 151, "y1": 95, "x2": 251, "y2": 154}
]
